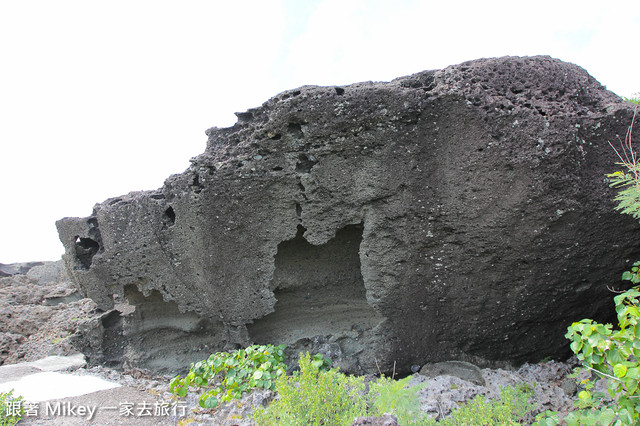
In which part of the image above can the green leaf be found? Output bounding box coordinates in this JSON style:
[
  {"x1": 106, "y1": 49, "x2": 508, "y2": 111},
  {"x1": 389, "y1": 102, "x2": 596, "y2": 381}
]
[
  {"x1": 564, "y1": 412, "x2": 581, "y2": 426},
  {"x1": 203, "y1": 396, "x2": 219, "y2": 409},
  {"x1": 177, "y1": 386, "x2": 187, "y2": 397},
  {"x1": 614, "y1": 363, "x2": 628, "y2": 378},
  {"x1": 599, "y1": 408, "x2": 616, "y2": 425},
  {"x1": 169, "y1": 375, "x2": 181, "y2": 388},
  {"x1": 570, "y1": 340, "x2": 583, "y2": 354},
  {"x1": 625, "y1": 367, "x2": 640, "y2": 380}
]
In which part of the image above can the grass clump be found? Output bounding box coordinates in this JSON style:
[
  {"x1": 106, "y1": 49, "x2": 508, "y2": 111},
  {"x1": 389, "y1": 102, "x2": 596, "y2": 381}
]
[{"x1": 623, "y1": 94, "x2": 640, "y2": 105}]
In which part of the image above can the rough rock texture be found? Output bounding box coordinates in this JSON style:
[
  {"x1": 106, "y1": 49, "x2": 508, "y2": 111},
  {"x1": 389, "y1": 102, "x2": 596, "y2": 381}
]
[
  {"x1": 0, "y1": 261, "x2": 100, "y2": 365},
  {"x1": 57, "y1": 56, "x2": 640, "y2": 374},
  {"x1": 410, "y1": 360, "x2": 576, "y2": 421},
  {"x1": 420, "y1": 361, "x2": 486, "y2": 386}
]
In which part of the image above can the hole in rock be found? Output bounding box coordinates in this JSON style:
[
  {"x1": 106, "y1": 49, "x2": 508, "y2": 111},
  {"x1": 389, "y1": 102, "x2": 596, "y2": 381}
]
[
  {"x1": 74, "y1": 237, "x2": 100, "y2": 269},
  {"x1": 248, "y1": 223, "x2": 383, "y2": 356},
  {"x1": 295, "y1": 154, "x2": 317, "y2": 173},
  {"x1": 287, "y1": 122, "x2": 304, "y2": 139},
  {"x1": 191, "y1": 175, "x2": 204, "y2": 194},
  {"x1": 163, "y1": 206, "x2": 176, "y2": 228},
  {"x1": 295, "y1": 202, "x2": 302, "y2": 218},
  {"x1": 335, "y1": 87, "x2": 345, "y2": 95},
  {"x1": 121, "y1": 285, "x2": 225, "y2": 373}
]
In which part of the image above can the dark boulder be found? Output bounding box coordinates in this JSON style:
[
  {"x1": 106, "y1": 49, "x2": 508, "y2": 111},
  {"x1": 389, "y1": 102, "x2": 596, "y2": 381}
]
[{"x1": 56, "y1": 56, "x2": 640, "y2": 374}]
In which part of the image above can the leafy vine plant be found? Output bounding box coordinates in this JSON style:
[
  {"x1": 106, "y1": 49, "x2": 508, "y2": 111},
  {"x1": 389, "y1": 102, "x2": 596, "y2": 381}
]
[{"x1": 170, "y1": 344, "x2": 288, "y2": 409}]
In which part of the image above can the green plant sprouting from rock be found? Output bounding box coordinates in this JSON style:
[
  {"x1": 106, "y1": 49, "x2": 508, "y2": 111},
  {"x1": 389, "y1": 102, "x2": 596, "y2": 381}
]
[
  {"x1": 608, "y1": 107, "x2": 640, "y2": 221},
  {"x1": 623, "y1": 94, "x2": 640, "y2": 105},
  {"x1": 169, "y1": 344, "x2": 287, "y2": 409},
  {"x1": 439, "y1": 384, "x2": 534, "y2": 426},
  {"x1": 253, "y1": 352, "x2": 369, "y2": 425}
]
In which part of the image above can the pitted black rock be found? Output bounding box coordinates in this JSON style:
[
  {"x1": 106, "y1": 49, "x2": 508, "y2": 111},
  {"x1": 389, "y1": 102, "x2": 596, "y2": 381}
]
[{"x1": 56, "y1": 56, "x2": 640, "y2": 374}]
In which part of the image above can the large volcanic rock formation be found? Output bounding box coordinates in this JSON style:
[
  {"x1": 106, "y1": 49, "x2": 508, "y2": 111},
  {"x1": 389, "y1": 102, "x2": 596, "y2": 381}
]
[{"x1": 56, "y1": 56, "x2": 640, "y2": 374}]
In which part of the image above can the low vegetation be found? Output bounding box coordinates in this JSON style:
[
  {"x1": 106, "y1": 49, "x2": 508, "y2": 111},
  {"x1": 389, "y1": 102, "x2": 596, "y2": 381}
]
[
  {"x1": 0, "y1": 390, "x2": 23, "y2": 426},
  {"x1": 624, "y1": 94, "x2": 640, "y2": 105},
  {"x1": 169, "y1": 344, "x2": 287, "y2": 409},
  {"x1": 171, "y1": 346, "x2": 535, "y2": 425},
  {"x1": 253, "y1": 352, "x2": 534, "y2": 425},
  {"x1": 438, "y1": 385, "x2": 534, "y2": 426},
  {"x1": 253, "y1": 352, "x2": 369, "y2": 425}
]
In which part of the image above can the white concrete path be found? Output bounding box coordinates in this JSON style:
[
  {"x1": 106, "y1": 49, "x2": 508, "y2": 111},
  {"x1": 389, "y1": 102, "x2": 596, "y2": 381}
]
[{"x1": 0, "y1": 354, "x2": 120, "y2": 402}]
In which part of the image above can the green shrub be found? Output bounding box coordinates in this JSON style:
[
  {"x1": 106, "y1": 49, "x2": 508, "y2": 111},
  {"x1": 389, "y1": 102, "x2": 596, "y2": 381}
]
[
  {"x1": 169, "y1": 344, "x2": 287, "y2": 409},
  {"x1": 438, "y1": 384, "x2": 534, "y2": 426},
  {"x1": 0, "y1": 390, "x2": 23, "y2": 426},
  {"x1": 253, "y1": 352, "x2": 536, "y2": 425},
  {"x1": 368, "y1": 375, "x2": 428, "y2": 425},
  {"x1": 253, "y1": 352, "x2": 368, "y2": 425}
]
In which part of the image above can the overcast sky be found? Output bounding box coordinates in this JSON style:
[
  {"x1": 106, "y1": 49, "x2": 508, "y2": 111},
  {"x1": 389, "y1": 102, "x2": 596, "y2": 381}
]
[{"x1": 1, "y1": 0, "x2": 639, "y2": 263}]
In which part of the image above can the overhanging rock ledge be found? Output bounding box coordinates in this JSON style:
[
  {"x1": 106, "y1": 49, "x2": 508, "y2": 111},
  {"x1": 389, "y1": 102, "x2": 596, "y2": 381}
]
[{"x1": 57, "y1": 56, "x2": 640, "y2": 374}]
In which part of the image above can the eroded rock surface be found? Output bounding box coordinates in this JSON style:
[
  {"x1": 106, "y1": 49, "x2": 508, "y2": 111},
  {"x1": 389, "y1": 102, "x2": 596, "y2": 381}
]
[
  {"x1": 56, "y1": 56, "x2": 640, "y2": 374},
  {"x1": 0, "y1": 261, "x2": 99, "y2": 365}
]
